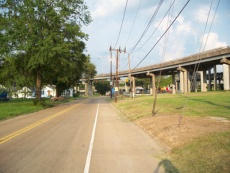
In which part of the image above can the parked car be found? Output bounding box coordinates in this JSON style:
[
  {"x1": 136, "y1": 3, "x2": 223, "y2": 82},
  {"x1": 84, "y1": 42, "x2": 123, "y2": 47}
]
[{"x1": 0, "y1": 90, "x2": 9, "y2": 101}]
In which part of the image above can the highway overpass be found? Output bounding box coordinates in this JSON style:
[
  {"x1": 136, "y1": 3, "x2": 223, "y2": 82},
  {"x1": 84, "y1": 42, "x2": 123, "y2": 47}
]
[{"x1": 94, "y1": 46, "x2": 230, "y2": 95}]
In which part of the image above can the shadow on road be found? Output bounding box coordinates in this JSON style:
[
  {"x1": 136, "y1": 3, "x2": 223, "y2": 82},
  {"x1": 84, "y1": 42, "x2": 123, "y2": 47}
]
[{"x1": 154, "y1": 159, "x2": 179, "y2": 173}]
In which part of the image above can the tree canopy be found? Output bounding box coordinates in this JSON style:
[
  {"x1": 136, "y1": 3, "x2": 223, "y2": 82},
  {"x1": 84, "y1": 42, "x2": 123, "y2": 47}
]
[
  {"x1": 0, "y1": 0, "x2": 92, "y2": 99},
  {"x1": 94, "y1": 81, "x2": 110, "y2": 95}
]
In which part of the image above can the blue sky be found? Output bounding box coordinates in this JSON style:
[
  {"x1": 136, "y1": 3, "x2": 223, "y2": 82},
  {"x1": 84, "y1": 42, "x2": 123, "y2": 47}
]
[{"x1": 82, "y1": 0, "x2": 230, "y2": 74}]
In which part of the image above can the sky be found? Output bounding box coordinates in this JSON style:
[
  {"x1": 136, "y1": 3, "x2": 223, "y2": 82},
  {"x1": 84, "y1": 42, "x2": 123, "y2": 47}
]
[{"x1": 82, "y1": 0, "x2": 230, "y2": 75}]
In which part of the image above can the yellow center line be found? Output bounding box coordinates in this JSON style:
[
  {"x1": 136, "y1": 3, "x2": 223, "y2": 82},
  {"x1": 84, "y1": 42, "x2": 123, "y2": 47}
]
[{"x1": 0, "y1": 100, "x2": 87, "y2": 145}]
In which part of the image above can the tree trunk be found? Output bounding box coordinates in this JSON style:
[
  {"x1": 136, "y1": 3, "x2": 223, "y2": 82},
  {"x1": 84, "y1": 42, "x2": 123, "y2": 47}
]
[{"x1": 36, "y1": 72, "x2": 42, "y2": 100}]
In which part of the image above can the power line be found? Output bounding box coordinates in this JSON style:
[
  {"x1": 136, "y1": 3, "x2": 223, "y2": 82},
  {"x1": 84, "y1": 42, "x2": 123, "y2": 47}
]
[
  {"x1": 120, "y1": 0, "x2": 163, "y2": 72},
  {"x1": 120, "y1": 0, "x2": 175, "y2": 72},
  {"x1": 113, "y1": 0, "x2": 129, "y2": 48},
  {"x1": 178, "y1": 0, "x2": 219, "y2": 126},
  {"x1": 190, "y1": 0, "x2": 216, "y2": 87},
  {"x1": 188, "y1": 0, "x2": 220, "y2": 92},
  {"x1": 118, "y1": 0, "x2": 142, "y2": 71},
  {"x1": 132, "y1": 0, "x2": 175, "y2": 54},
  {"x1": 125, "y1": 0, "x2": 142, "y2": 46},
  {"x1": 129, "y1": 0, "x2": 164, "y2": 54},
  {"x1": 132, "y1": 0, "x2": 191, "y2": 71}
]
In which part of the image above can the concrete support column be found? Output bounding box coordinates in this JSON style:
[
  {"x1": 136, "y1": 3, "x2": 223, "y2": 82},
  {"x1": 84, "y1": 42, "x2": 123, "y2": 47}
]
[
  {"x1": 132, "y1": 76, "x2": 136, "y2": 97},
  {"x1": 208, "y1": 68, "x2": 212, "y2": 91},
  {"x1": 176, "y1": 81, "x2": 178, "y2": 92},
  {"x1": 179, "y1": 71, "x2": 184, "y2": 93},
  {"x1": 193, "y1": 72, "x2": 197, "y2": 92},
  {"x1": 177, "y1": 66, "x2": 188, "y2": 93},
  {"x1": 146, "y1": 72, "x2": 156, "y2": 96},
  {"x1": 213, "y1": 65, "x2": 217, "y2": 91},
  {"x1": 203, "y1": 70, "x2": 207, "y2": 92},
  {"x1": 223, "y1": 64, "x2": 230, "y2": 90},
  {"x1": 184, "y1": 69, "x2": 188, "y2": 93},
  {"x1": 172, "y1": 74, "x2": 176, "y2": 94},
  {"x1": 199, "y1": 71, "x2": 203, "y2": 92},
  {"x1": 187, "y1": 71, "x2": 191, "y2": 92}
]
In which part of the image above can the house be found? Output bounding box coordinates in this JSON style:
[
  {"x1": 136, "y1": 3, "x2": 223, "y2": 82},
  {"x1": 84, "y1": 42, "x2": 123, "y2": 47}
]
[{"x1": 11, "y1": 85, "x2": 57, "y2": 98}]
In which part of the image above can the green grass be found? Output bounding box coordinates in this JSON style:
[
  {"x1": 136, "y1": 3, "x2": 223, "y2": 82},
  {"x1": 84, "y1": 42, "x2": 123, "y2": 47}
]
[
  {"x1": 0, "y1": 98, "x2": 75, "y2": 121},
  {"x1": 0, "y1": 99, "x2": 44, "y2": 120},
  {"x1": 114, "y1": 91, "x2": 230, "y2": 120},
  {"x1": 113, "y1": 91, "x2": 230, "y2": 173},
  {"x1": 171, "y1": 131, "x2": 230, "y2": 173}
]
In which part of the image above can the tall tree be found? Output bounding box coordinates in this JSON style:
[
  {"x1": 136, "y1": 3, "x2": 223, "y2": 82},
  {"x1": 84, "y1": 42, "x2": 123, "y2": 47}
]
[{"x1": 0, "y1": 0, "x2": 91, "y2": 100}]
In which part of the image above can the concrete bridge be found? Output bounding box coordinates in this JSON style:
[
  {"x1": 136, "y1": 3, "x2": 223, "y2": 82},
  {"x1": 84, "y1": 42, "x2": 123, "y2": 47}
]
[{"x1": 94, "y1": 46, "x2": 230, "y2": 95}]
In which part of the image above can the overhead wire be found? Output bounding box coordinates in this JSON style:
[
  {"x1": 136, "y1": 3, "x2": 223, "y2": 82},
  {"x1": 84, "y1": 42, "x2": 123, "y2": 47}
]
[
  {"x1": 125, "y1": 0, "x2": 142, "y2": 46},
  {"x1": 119, "y1": 0, "x2": 142, "y2": 72},
  {"x1": 129, "y1": 0, "x2": 164, "y2": 54},
  {"x1": 120, "y1": 0, "x2": 175, "y2": 72},
  {"x1": 152, "y1": 0, "x2": 174, "y2": 115},
  {"x1": 113, "y1": 0, "x2": 129, "y2": 48},
  {"x1": 132, "y1": 0, "x2": 176, "y2": 54},
  {"x1": 120, "y1": 0, "x2": 164, "y2": 72},
  {"x1": 190, "y1": 0, "x2": 216, "y2": 91},
  {"x1": 131, "y1": 0, "x2": 191, "y2": 71},
  {"x1": 178, "y1": 0, "x2": 219, "y2": 126}
]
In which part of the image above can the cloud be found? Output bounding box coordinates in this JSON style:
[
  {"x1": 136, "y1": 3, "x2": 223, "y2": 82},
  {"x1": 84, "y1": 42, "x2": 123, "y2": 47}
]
[
  {"x1": 201, "y1": 32, "x2": 227, "y2": 51},
  {"x1": 91, "y1": 0, "x2": 124, "y2": 19},
  {"x1": 91, "y1": 0, "x2": 139, "y2": 19},
  {"x1": 194, "y1": 5, "x2": 218, "y2": 24},
  {"x1": 150, "y1": 15, "x2": 193, "y2": 62},
  {"x1": 175, "y1": 16, "x2": 192, "y2": 34}
]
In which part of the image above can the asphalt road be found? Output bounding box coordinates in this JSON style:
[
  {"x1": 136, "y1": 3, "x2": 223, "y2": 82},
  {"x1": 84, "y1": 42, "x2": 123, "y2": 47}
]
[{"x1": 0, "y1": 97, "x2": 164, "y2": 173}]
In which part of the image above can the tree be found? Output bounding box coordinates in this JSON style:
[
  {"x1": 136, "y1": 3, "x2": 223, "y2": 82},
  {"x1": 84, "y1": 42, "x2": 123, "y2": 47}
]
[
  {"x1": 94, "y1": 81, "x2": 110, "y2": 95},
  {"x1": 0, "y1": 0, "x2": 91, "y2": 100},
  {"x1": 156, "y1": 76, "x2": 172, "y2": 88},
  {"x1": 83, "y1": 56, "x2": 97, "y2": 96}
]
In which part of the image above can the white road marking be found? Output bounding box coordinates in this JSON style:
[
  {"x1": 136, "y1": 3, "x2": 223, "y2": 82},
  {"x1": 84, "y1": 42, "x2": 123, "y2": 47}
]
[{"x1": 84, "y1": 102, "x2": 100, "y2": 173}]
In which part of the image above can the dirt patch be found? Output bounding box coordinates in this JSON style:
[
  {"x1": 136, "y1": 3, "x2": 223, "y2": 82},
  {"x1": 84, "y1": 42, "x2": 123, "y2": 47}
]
[{"x1": 135, "y1": 114, "x2": 230, "y2": 150}]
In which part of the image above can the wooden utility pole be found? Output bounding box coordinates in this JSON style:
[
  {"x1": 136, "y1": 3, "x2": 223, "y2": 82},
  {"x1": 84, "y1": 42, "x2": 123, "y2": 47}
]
[
  {"x1": 109, "y1": 46, "x2": 113, "y2": 99},
  {"x1": 109, "y1": 46, "x2": 126, "y2": 103}
]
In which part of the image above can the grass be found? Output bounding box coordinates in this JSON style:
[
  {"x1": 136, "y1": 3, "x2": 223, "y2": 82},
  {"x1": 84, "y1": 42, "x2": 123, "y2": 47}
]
[
  {"x1": 112, "y1": 91, "x2": 230, "y2": 173},
  {"x1": 114, "y1": 91, "x2": 230, "y2": 120},
  {"x1": 0, "y1": 97, "x2": 75, "y2": 121},
  {"x1": 171, "y1": 131, "x2": 230, "y2": 173},
  {"x1": 0, "y1": 99, "x2": 43, "y2": 121}
]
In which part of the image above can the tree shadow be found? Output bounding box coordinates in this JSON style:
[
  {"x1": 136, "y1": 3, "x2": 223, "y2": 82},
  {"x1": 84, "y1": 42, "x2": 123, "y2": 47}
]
[
  {"x1": 154, "y1": 159, "x2": 179, "y2": 173},
  {"x1": 176, "y1": 93, "x2": 230, "y2": 110}
]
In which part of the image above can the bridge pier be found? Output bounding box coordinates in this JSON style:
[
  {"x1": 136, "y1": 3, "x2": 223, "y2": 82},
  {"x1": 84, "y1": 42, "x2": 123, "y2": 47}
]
[
  {"x1": 177, "y1": 66, "x2": 189, "y2": 93},
  {"x1": 223, "y1": 64, "x2": 230, "y2": 90},
  {"x1": 172, "y1": 74, "x2": 176, "y2": 94},
  {"x1": 198, "y1": 70, "x2": 207, "y2": 92},
  {"x1": 213, "y1": 65, "x2": 217, "y2": 91},
  {"x1": 147, "y1": 72, "x2": 156, "y2": 96},
  {"x1": 130, "y1": 76, "x2": 136, "y2": 98}
]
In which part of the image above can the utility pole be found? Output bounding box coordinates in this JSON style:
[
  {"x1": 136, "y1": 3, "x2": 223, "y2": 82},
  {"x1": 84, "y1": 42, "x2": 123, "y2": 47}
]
[
  {"x1": 126, "y1": 52, "x2": 133, "y2": 98},
  {"x1": 109, "y1": 46, "x2": 126, "y2": 103},
  {"x1": 109, "y1": 46, "x2": 113, "y2": 99}
]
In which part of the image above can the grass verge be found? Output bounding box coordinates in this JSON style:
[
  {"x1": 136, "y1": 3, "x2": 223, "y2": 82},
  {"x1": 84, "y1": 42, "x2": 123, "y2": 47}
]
[
  {"x1": 114, "y1": 91, "x2": 230, "y2": 120},
  {"x1": 112, "y1": 91, "x2": 230, "y2": 173},
  {"x1": 171, "y1": 131, "x2": 230, "y2": 173},
  {"x1": 0, "y1": 98, "x2": 75, "y2": 121}
]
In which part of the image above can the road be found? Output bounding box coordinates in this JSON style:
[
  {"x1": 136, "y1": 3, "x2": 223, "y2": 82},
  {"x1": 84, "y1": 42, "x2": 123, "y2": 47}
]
[{"x1": 0, "y1": 97, "x2": 164, "y2": 173}]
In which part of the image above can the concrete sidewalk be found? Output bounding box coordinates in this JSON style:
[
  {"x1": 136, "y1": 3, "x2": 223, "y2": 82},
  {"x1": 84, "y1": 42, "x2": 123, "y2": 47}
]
[{"x1": 89, "y1": 97, "x2": 165, "y2": 173}]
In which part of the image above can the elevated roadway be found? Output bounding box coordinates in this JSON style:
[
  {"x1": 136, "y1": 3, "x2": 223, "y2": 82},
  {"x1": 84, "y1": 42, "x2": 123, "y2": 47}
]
[{"x1": 94, "y1": 46, "x2": 230, "y2": 94}]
